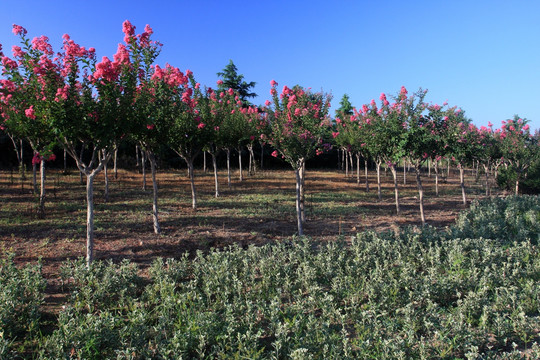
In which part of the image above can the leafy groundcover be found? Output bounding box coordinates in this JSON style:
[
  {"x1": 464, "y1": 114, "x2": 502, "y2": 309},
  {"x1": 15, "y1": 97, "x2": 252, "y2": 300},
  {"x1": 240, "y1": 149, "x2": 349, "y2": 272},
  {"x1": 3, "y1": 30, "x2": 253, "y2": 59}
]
[{"x1": 2, "y1": 196, "x2": 539, "y2": 359}]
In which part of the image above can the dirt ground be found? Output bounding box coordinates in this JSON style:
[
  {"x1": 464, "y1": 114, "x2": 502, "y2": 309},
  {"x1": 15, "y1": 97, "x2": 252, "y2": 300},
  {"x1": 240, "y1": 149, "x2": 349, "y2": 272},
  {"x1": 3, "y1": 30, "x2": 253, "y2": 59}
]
[{"x1": 1, "y1": 165, "x2": 494, "y2": 312}]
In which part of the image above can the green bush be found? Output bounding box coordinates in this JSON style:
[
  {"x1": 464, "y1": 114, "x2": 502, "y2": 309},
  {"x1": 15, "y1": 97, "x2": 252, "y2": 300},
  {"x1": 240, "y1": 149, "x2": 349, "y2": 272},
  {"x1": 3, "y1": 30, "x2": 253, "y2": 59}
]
[
  {"x1": 0, "y1": 254, "x2": 45, "y2": 352},
  {"x1": 497, "y1": 157, "x2": 540, "y2": 194}
]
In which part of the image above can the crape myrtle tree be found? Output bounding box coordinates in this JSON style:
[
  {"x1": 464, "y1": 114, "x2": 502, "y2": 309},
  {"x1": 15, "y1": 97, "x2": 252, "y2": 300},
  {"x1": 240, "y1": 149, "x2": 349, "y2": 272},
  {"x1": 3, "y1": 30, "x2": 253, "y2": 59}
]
[
  {"x1": 168, "y1": 74, "x2": 213, "y2": 210},
  {"x1": 267, "y1": 80, "x2": 332, "y2": 236},
  {"x1": 498, "y1": 115, "x2": 537, "y2": 194},
  {"x1": 1, "y1": 25, "x2": 62, "y2": 217},
  {"x1": 50, "y1": 21, "x2": 158, "y2": 266},
  {"x1": 334, "y1": 94, "x2": 354, "y2": 176},
  {"x1": 360, "y1": 101, "x2": 385, "y2": 200},
  {"x1": 444, "y1": 107, "x2": 479, "y2": 205},
  {"x1": 475, "y1": 123, "x2": 500, "y2": 196}
]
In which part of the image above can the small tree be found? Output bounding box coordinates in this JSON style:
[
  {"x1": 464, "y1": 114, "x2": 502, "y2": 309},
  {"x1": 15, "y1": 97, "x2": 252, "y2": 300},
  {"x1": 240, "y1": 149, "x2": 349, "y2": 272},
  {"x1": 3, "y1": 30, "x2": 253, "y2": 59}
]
[
  {"x1": 216, "y1": 60, "x2": 256, "y2": 104},
  {"x1": 266, "y1": 80, "x2": 332, "y2": 236},
  {"x1": 498, "y1": 115, "x2": 537, "y2": 194}
]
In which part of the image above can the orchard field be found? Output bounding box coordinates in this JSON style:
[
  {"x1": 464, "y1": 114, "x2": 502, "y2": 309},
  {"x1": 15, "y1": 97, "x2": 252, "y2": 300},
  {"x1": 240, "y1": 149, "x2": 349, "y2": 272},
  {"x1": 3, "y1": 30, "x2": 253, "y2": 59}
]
[{"x1": 1, "y1": 165, "x2": 540, "y2": 358}]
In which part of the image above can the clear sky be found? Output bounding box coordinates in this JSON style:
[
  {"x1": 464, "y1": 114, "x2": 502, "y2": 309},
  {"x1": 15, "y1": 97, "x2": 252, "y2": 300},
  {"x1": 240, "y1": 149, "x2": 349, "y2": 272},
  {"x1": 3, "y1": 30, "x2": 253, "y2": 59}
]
[{"x1": 1, "y1": 0, "x2": 539, "y2": 131}]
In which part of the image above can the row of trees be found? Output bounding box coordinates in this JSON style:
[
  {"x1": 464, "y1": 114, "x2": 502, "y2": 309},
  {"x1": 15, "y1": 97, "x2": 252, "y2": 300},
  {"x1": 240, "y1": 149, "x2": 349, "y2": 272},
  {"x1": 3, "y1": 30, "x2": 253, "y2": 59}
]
[
  {"x1": 333, "y1": 89, "x2": 538, "y2": 225},
  {"x1": 1, "y1": 22, "x2": 538, "y2": 265}
]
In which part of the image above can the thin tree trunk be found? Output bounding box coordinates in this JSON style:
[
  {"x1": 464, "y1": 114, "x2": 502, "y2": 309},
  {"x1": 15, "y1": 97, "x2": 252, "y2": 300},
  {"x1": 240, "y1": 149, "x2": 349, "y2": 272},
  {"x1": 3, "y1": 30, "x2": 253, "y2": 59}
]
[
  {"x1": 19, "y1": 139, "x2": 25, "y2": 180},
  {"x1": 364, "y1": 158, "x2": 370, "y2": 192},
  {"x1": 63, "y1": 148, "x2": 67, "y2": 174},
  {"x1": 212, "y1": 152, "x2": 219, "y2": 198},
  {"x1": 459, "y1": 163, "x2": 467, "y2": 206},
  {"x1": 415, "y1": 164, "x2": 425, "y2": 226},
  {"x1": 356, "y1": 153, "x2": 360, "y2": 184},
  {"x1": 447, "y1": 159, "x2": 451, "y2": 180},
  {"x1": 300, "y1": 160, "x2": 306, "y2": 223},
  {"x1": 103, "y1": 150, "x2": 109, "y2": 202},
  {"x1": 187, "y1": 159, "x2": 197, "y2": 210},
  {"x1": 238, "y1": 147, "x2": 243, "y2": 181},
  {"x1": 390, "y1": 165, "x2": 400, "y2": 215},
  {"x1": 434, "y1": 161, "x2": 439, "y2": 196},
  {"x1": 515, "y1": 174, "x2": 520, "y2": 195},
  {"x1": 248, "y1": 144, "x2": 255, "y2": 175},
  {"x1": 376, "y1": 160, "x2": 382, "y2": 201},
  {"x1": 141, "y1": 149, "x2": 147, "y2": 191},
  {"x1": 86, "y1": 172, "x2": 96, "y2": 267},
  {"x1": 135, "y1": 145, "x2": 140, "y2": 171},
  {"x1": 203, "y1": 151, "x2": 207, "y2": 173},
  {"x1": 428, "y1": 159, "x2": 431, "y2": 178},
  {"x1": 338, "y1": 149, "x2": 341, "y2": 171},
  {"x1": 226, "y1": 148, "x2": 231, "y2": 188},
  {"x1": 345, "y1": 150, "x2": 350, "y2": 177},
  {"x1": 32, "y1": 157, "x2": 38, "y2": 194},
  {"x1": 484, "y1": 164, "x2": 490, "y2": 196},
  {"x1": 295, "y1": 161, "x2": 304, "y2": 236},
  {"x1": 349, "y1": 150, "x2": 354, "y2": 174},
  {"x1": 38, "y1": 159, "x2": 46, "y2": 218},
  {"x1": 148, "y1": 151, "x2": 161, "y2": 234}
]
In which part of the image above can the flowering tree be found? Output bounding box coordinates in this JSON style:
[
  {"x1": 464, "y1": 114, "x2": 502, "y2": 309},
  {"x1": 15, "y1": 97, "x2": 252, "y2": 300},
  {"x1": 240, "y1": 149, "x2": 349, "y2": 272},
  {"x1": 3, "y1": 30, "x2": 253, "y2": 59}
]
[
  {"x1": 267, "y1": 80, "x2": 332, "y2": 235},
  {"x1": 444, "y1": 108, "x2": 479, "y2": 205},
  {"x1": 498, "y1": 115, "x2": 537, "y2": 194},
  {"x1": 1, "y1": 25, "x2": 63, "y2": 217},
  {"x1": 167, "y1": 74, "x2": 212, "y2": 210}
]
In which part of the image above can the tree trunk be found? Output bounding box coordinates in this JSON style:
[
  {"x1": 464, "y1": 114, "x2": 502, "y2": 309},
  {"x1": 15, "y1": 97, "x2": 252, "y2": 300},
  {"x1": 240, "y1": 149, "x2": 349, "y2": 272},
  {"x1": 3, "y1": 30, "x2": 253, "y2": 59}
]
[
  {"x1": 345, "y1": 150, "x2": 349, "y2": 177},
  {"x1": 428, "y1": 159, "x2": 431, "y2": 178},
  {"x1": 376, "y1": 160, "x2": 382, "y2": 201},
  {"x1": 32, "y1": 150, "x2": 38, "y2": 194},
  {"x1": 135, "y1": 145, "x2": 140, "y2": 171},
  {"x1": 248, "y1": 144, "x2": 255, "y2": 175},
  {"x1": 148, "y1": 151, "x2": 161, "y2": 234},
  {"x1": 389, "y1": 165, "x2": 400, "y2": 215},
  {"x1": 103, "y1": 151, "x2": 109, "y2": 202},
  {"x1": 364, "y1": 158, "x2": 370, "y2": 192},
  {"x1": 187, "y1": 159, "x2": 197, "y2": 210},
  {"x1": 349, "y1": 150, "x2": 354, "y2": 174},
  {"x1": 86, "y1": 172, "x2": 96, "y2": 268},
  {"x1": 294, "y1": 160, "x2": 305, "y2": 236},
  {"x1": 447, "y1": 159, "x2": 451, "y2": 180},
  {"x1": 203, "y1": 151, "x2": 207, "y2": 173},
  {"x1": 459, "y1": 163, "x2": 467, "y2": 206},
  {"x1": 484, "y1": 164, "x2": 490, "y2": 196},
  {"x1": 515, "y1": 174, "x2": 520, "y2": 195},
  {"x1": 338, "y1": 149, "x2": 341, "y2": 171},
  {"x1": 63, "y1": 148, "x2": 67, "y2": 174},
  {"x1": 38, "y1": 159, "x2": 46, "y2": 219},
  {"x1": 300, "y1": 160, "x2": 306, "y2": 223},
  {"x1": 415, "y1": 164, "x2": 426, "y2": 226},
  {"x1": 226, "y1": 149, "x2": 231, "y2": 188},
  {"x1": 356, "y1": 153, "x2": 360, "y2": 184},
  {"x1": 434, "y1": 161, "x2": 439, "y2": 197},
  {"x1": 141, "y1": 149, "x2": 147, "y2": 191},
  {"x1": 238, "y1": 147, "x2": 243, "y2": 181},
  {"x1": 212, "y1": 152, "x2": 219, "y2": 198}
]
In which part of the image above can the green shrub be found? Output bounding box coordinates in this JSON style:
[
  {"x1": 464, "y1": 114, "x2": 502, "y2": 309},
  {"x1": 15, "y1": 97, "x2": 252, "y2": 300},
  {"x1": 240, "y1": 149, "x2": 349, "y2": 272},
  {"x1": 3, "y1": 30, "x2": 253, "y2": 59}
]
[{"x1": 0, "y1": 255, "x2": 45, "y2": 346}]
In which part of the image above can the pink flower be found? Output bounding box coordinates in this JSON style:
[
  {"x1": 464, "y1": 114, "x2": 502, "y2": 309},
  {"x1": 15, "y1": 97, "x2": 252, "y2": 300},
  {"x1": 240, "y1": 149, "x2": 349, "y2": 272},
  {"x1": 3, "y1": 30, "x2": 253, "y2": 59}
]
[
  {"x1": 217, "y1": 79, "x2": 223, "y2": 85},
  {"x1": 332, "y1": 131, "x2": 339, "y2": 138},
  {"x1": 265, "y1": 100, "x2": 271, "y2": 106},
  {"x1": 523, "y1": 124, "x2": 530, "y2": 131},
  {"x1": 271, "y1": 150, "x2": 278, "y2": 157},
  {"x1": 47, "y1": 154, "x2": 56, "y2": 162},
  {"x1": 144, "y1": 24, "x2": 153, "y2": 35},
  {"x1": 32, "y1": 153, "x2": 42, "y2": 165},
  {"x1": 147, "y1": 124, "x2": 155, "y2": 130},
  {"x1": 12, "y1": 24, "x2": 27, "y2": 36},
  {"x1": 294, "y1": 108, "x2": 301, "y2": 116},
  {"x1": 25, "y1": 106, "x2": 36, "y2": 119},
  {"x1": 197, "y1": 123, "x2": 205, "y2": 129},
  {"x1": 270, "y1": 79, "x2": 277, "y2": 87}
]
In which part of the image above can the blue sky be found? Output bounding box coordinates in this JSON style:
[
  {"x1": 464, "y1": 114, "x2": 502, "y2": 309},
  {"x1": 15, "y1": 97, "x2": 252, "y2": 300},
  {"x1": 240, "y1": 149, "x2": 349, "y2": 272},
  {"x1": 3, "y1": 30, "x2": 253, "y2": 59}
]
[{"x1": 2, "y1": 1, "x2": 540, "y2": 131}]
